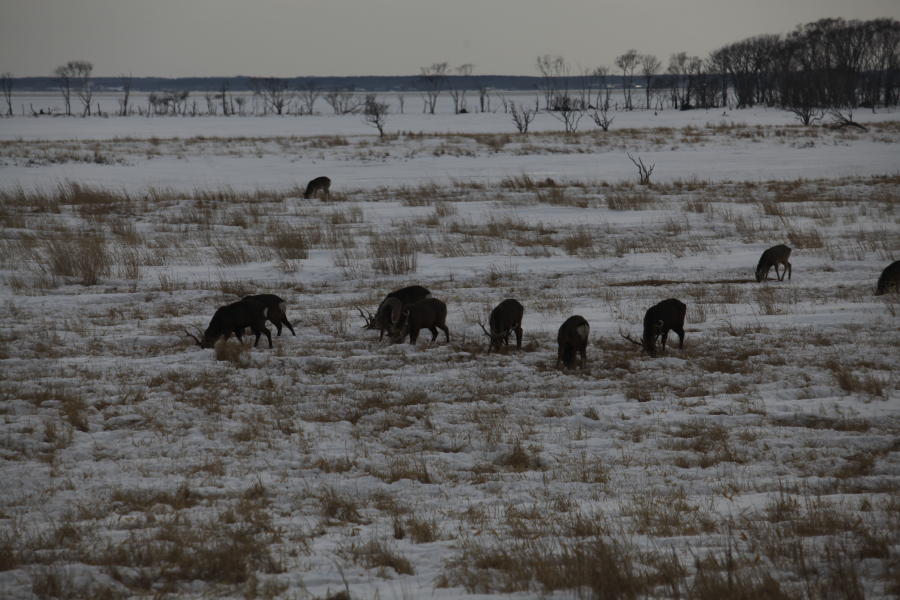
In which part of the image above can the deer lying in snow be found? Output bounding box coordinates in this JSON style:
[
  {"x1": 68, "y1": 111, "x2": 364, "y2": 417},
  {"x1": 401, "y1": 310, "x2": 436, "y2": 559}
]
[
  {"x1": 358, "y1": 285, "x2": 431, "y2": 340},
  {"x1": 479, "y1": 299, "x2": 524, "y2": 353},
  {"x1": 186, "y1": 298, "x2": 272, "y2": 349},
  {"x1": 621, "y1": 298, "x2": 686, "y2": 357},
  {"x1": 557, "y1": 315, "x2": 589, "y2": 369},
  {"x1": 755, "y1": 244, "x2": 792, "y2": 282}
]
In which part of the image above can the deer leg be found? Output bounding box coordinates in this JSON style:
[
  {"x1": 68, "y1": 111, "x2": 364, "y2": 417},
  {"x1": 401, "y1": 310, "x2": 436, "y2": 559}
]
[
  {"x1": 440, "y1": 324, "x2": 450, "y2": 342},
  {"x1": 674, "y1": 327, "x2": 685, "y2": 349},
  {"x1": 514, "y1": 327, "x2": 523, "y2": 349},
  {"x1": 262, "y1": 326, "x2": 272, "y2": 348},
  {"x1": 282, "y1": 318, "x2": 296, "y2": 336},
  {"x1": 273, "y1": 321, "x2": 283, "y2": 336},
  {"x1": 660, "y1": 330, "x2": 669, "y2": 352},
  {"x1": 786, "y1": 261, "x2": 792, "y2": 280},
  {"x1": 409, "y1": 328, "x2": 419, "y2": 345},
  {"x1": 429, "y1": 326, "x2": 438, "y2": 342},
  {"x1": 579, "y1": 345, "x2": 587, "y2": 369}
]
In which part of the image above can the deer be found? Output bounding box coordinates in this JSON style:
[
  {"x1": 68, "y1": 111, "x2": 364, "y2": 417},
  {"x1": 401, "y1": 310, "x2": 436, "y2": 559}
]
[
  {"x1": 556, "y1": 315, "x2": 589, "y2": 369},
  {"x1": 755, "y1": 244, "x2": 792, "y2": 282},
  {"x1": 185, "y1": 298, "x2": 272, "y2": 349},
  {"x1": 621, "y1": 298, "x2": 686, "y2": 357},
  {"x1": 242, "y1": 294, "x2": 295, "y2": 336},
  {"x1": 875, "y1": 260, "x2": 900, "y2": 295},
  {"x1": 303, "y1": 176, "x2": 331, "y2": 199},
  {"x1": 478, "y1": 299, "x2": 524, "y2": 353},
  {"x1": 390, "y1": 298, "x2": 450, "y2": 345},
  {"x1": 358, "y1": 285, "x2": 431, "y2": 340}
]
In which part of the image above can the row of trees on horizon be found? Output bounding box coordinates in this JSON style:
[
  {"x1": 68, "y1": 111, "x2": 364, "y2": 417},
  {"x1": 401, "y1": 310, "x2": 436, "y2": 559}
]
[{"x1": 1, "y1": 17, "x2": 897, "y2": 122}]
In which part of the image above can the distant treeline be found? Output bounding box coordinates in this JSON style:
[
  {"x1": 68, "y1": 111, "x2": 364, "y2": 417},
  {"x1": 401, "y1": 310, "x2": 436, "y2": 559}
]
[{"x1": 8, "y1": 75, "x2": 577, "y2": 93}]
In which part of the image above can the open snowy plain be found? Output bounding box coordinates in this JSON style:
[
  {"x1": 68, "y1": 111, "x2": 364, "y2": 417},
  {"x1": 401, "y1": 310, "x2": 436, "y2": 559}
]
[{"x1": 1, "y1": 95, "x2": 899, "y2": 599}]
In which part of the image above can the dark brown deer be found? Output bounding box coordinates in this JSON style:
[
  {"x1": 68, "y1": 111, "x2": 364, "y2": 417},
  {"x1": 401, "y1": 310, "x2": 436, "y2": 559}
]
[
  {"x1": 478, "y1": 299, "x2": 524, "y2": 352},
  {"x1": 875, "y1": 260, "x2": 900, "y2": 295},
  {"x1": 303, "y1": 176, "x2": 331, "y2": 199},
  {"x1": 390, "y1": 298, "x2": 449, "y2": 345},
  {"x1": 186, "y1": 298, "x2": 272, "y2": 349},
  {"x1": 557, "y1": 315, "x2": 589, "y2": 369},
  {"x1": 621, "y1": 298, "x2": 686, "y2": 357},
  {"x1": 242, "y1": 294, "x2": 295, "y2": 336},
  {"x1": 755, "y1": 244, "x2": 792, "y2": 282},
  {"x1": 358, "y1": 285, "x2": 431, "y2": 340}
]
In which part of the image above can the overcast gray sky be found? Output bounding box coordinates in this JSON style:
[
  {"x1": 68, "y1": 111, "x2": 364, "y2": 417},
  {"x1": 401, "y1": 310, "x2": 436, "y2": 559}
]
[{"x1": 2, "y1": 0, "x2": 898, "y2": 77}]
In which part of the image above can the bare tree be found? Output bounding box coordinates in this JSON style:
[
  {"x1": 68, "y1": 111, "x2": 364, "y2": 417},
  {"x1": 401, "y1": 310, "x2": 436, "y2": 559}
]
[
  {"x1": 640, "y1": 54, "x2": 661, "y2": 110},
  {"x1": 592, "y1": 66, "x2": 612, "y2": 110},
  {"x1": 64, "y1": 60, "x2": 94, "y2": 116},
  {"x1": 448, "y1": 63, "x2": 474, "y2": 114},
  {"x1": 250, "y1": 77, "x2": 291, "y2": 115},
  {"x1": 615, "y1": 49, "x2": 640, "y2": 109},
  {"x1": 589, "y1": 105, "x2": 614, "y2": 131},
  {"x1": 324, "y1": 88, "x2": 364, "y2": 114},
  {"x1": 219, "y1": 81, "x2": 230, "y2": 116},
  {"x1": 536, "y1": 54, "x2": 572, "y2": 110},
  {"x1": 363, "y1": 94, "x2": 389, "y2": 137},
  {"x1": 550, "y1": 103, "x2": 583, "y2": 133},
  {"x1": 297, "y1": 80, "x2": 320, "y2": 115},
  {"x1": 119, "y1": 73, "x2": 132, "y2": 116},
  {"x1": 420, "y1": 62, "x2": 449, "y2": 114},
  {"x1": 626, "y1": 152, "x2": 655, "y2": 185},
  {"x1": 510, "y1": 102, "x2": 536, "y2": 133},
  {"x1": 0, "y1": 72, "x2": 12, "y2": 116},
  {"x1": 54, "y1": 63, "x2": 74, "y2": 116}
]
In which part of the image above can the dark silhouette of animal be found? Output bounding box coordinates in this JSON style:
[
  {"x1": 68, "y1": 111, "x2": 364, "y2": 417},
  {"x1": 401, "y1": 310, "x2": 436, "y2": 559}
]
[
  {"x1": 756, "y1": 244, "x2": 792, "y2": 282},
  {"x1": 186, "y1": 298, "x2": 272, "y2": 349},
  {"x1": 875, "y1": 260, "x2": 900, "y2": 295},
  {"x1": 622, "y1": 298, "x2": 686, "y2": 357},
  {"x1": 242, "y1": 294, "x2": 295, "y2": 336},
  {"x1": 358, "y1": 285, "x2": 431, "y2": 340},
  {"x1": 303, "y1": 176, "x2": 331, "y2": 199},
  {"x1": 390, "y1": 298, "x2": 449, "y2": 345},
  {"x1": 557, "y1": 315, "x2": 589, "y2": 369},
  {"x1": 478, "y1": 299, "x2": 524, "y2": 352}
]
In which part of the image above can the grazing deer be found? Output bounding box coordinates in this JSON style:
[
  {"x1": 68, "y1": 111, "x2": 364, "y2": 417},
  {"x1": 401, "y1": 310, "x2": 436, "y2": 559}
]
[
  {"x1": 303, "y1": 176, "x2": 331, "y2": 199},
  {"x1": 390, "y1": 298, "x2": 449, "y2": 345},
  {"x1": 478, "y1": 299, "x2": 524, "y2": 353},
  {"x1": 358, "y1": 285, "x2": 431, "y2": 340},
  {"x1": 621, "y1": 298, "x2": 686, "y2": 357},
  {"x1": 186, "y1": 298, "x2": 272, "y2": 349},
  {"x1": 242, "y1": 294, "x2": 295, "y2": 336},
  {"x1": 875, "y1": 260, "x2": 900, "y2": 295},
  {"x1": 755, "y1": 244, "x2": 792, "y2": 282},
  {"x1": 557, "y1": 315, "x2": 589, "y2": 369}
]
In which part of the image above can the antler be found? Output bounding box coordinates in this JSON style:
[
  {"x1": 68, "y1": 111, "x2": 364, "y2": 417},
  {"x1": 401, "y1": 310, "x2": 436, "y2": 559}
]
[
  {"x1": 184, "y1": 326, "x2": 203, "y2": 347},
  {"x1": 356, "y1": 306, "x2": 373, "y2": 328},
  {"x1": 477, "y1": 321, "x2": 492, "y2": 337},
  {"x1": 619, "y1": 328, "x2": 645, "y2": 349}
]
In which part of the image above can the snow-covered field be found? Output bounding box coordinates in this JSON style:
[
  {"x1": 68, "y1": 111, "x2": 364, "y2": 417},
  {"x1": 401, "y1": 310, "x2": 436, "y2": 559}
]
[{"x1": 1, "y1": 100, "x2": 899, "y2": 599}]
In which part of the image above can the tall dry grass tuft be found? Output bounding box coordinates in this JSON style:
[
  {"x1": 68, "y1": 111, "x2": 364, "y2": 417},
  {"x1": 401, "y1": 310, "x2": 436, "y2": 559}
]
[
  {"x1": 36, "y1": 231, "x2": 112, "y2": 286},
  {"x1": 370, "y1": 233, "x2": 418, "y2": 275}
]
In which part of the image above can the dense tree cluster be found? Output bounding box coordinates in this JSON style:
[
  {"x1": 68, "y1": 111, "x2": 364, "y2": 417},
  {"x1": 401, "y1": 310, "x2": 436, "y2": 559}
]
[{"x1": 713, "y1": 18, "x2": 900, "y2": 110}]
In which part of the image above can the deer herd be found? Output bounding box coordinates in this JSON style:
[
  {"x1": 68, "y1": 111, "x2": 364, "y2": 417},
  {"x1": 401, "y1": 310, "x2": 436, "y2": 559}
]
[{"x1": 186, "y1": 206, "x2": 900, "y2": 369}]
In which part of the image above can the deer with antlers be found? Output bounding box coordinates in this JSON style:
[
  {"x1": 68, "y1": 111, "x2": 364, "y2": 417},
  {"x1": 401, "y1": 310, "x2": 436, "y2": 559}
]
[
  {"x1": 358, "y1": 285, "x2": 431, "y2": 340},
  {"x1": 186, "y1": 298, "x2": 273, "y2": 349},
  {"x1": 621, "y1": 298, "x2": 686, "y2": 357},
  {"x1": 478, "y1": 299, "x2": 524, "y2": 353}
]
